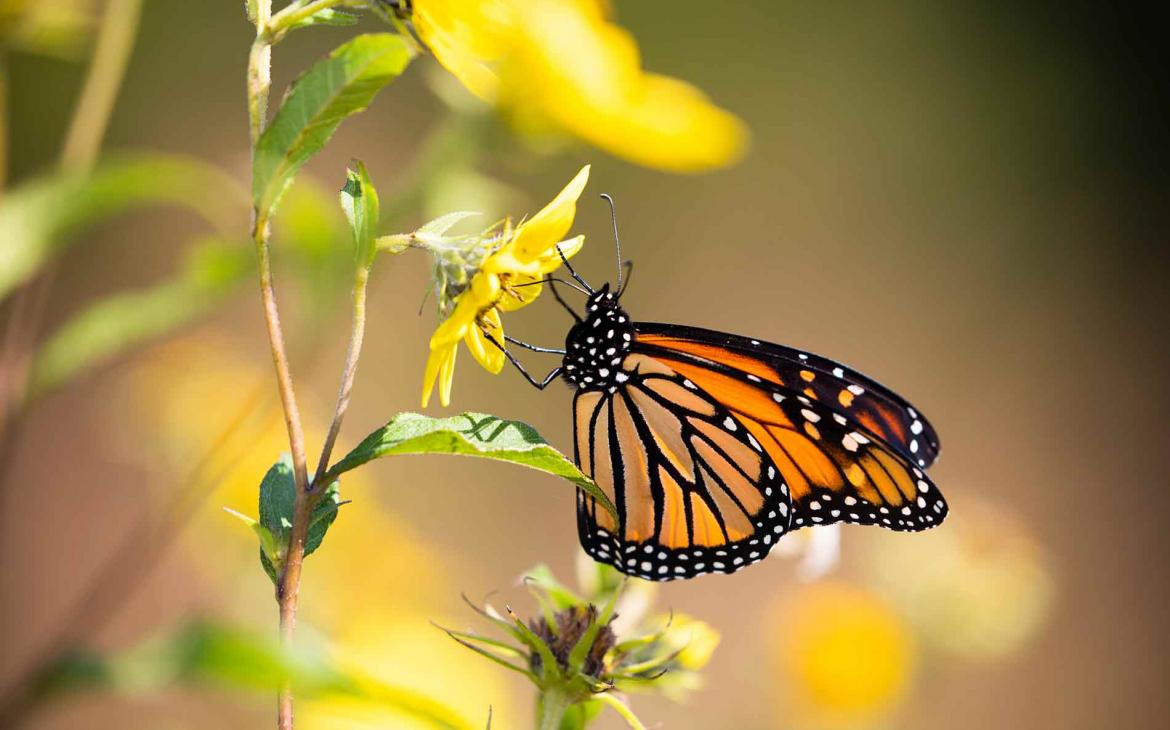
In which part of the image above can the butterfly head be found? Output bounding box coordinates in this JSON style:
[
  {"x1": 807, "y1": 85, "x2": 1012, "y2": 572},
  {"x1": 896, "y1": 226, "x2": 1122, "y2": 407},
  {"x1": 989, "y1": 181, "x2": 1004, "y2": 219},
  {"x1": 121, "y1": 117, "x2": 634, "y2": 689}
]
[{"x1": 562, "y1": 284, "x2": 635, "y2": 391}]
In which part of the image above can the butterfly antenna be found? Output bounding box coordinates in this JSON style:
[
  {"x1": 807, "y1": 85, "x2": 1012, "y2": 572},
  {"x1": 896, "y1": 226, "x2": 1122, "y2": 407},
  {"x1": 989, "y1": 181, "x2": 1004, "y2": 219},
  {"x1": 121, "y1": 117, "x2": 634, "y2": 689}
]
[{"x1": 600, "y1": 193, "x2": 623, "y2": 294}]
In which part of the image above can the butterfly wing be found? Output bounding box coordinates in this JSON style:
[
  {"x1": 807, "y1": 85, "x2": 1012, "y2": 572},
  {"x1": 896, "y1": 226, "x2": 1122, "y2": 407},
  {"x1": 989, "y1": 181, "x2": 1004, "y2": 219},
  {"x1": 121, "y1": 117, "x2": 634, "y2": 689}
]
[
  {"x1": 636, "y1": 323, "x2": 940, "y2": 468},
  {"x1": 574, "y1": 353, "x2": 794, "y2": 581},
  {"x1": 632, "y1": 323, "x2": 947, "y2": 534}
]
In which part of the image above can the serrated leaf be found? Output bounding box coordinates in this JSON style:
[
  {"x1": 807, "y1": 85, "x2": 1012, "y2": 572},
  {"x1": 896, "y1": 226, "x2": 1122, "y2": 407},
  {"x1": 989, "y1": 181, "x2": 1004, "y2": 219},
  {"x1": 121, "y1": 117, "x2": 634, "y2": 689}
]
[
  {"x1": 257, "y1": 454, "x2": 342, "y2": 583},
  {"x1": 340, "y1": 160, "x2": 380, "y2": 267},
  {"x1": 253, "y1": 33, "x2": 413, "y2": 218},
  {"x1": 27, "y1": 236, "x2": 251, "y2": 398},
  {"x1": 325, "y1": 413, "x2": 616, "y2": 520},
  {"x1": 0, "y1": 154, "x2": 244, "y2": 300}
]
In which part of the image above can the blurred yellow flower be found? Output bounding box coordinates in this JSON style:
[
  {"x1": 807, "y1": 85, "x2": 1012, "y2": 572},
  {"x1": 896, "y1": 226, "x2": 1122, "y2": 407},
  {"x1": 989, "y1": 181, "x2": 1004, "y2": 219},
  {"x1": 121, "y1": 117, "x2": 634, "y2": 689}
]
[
  {"x1": 301, "y1": 615, "x2": 514, "y2": 730},
  {"x1": 410, "y1": 0, "x2": 747, "y2": 172},
  {"x1": 421, "y1": 164, "x2": 589, "y2": 407},
  {"x1": 772, "y1": 581, "x2": 914, "y2": 728},
  {"x1": 659, "y1": 614, "x2": 720, "y2": 671},
  {"x1": 862, "y1": 498, "x2": 1054, "y2": 662}
]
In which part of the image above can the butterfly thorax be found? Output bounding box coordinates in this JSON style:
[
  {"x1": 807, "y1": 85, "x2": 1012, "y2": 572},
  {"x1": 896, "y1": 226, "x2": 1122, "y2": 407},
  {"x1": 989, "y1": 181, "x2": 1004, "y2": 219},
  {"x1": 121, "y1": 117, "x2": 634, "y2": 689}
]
[{"x1": 563, "y1": 286, "x2": 635, "y2": 392}]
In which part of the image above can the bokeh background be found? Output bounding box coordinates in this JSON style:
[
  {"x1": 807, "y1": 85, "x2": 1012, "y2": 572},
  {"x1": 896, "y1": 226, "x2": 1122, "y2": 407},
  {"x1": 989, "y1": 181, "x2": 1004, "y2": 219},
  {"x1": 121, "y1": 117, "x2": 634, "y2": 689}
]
[{"x1": 2, "y1": 1, "x2": 1168, "y2": 729}]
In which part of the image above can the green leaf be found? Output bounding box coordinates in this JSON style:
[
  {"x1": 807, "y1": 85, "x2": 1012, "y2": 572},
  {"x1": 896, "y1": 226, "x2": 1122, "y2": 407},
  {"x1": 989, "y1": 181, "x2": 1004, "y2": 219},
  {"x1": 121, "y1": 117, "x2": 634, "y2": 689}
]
[
  {"x1": 287, "y1": 8, "x2": 360, "y2": 29},
  {"x1": 253, "y1": 33, "x2": 414, "y2": 218},
  {"x1": 257, "y1": 454, "x2": 342, "y2": 583},
  {"x1": 28, "y1": 622, "x2": 476, "y2": 730},
  {"x1": 0, "y1": 153, "x2": 244, "y2": 300},
  {"x1": 340, "y1": 160, "x2": 380, "y2": 267},
  {"x1": 27, "y1": 237, "x2": 251, "y2": 398},
  {"x1": 326, "y1": 413, "x2": 617, "y2": 521},
  {"x1": 417, "y1": 210, "x2": 481, "y2": 237}
]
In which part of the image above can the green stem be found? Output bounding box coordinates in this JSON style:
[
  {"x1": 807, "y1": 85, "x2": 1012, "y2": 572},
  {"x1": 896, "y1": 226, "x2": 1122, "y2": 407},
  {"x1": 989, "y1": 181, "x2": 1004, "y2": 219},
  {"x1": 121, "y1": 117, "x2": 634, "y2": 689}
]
[
  {"x1": 536, "y1": 687, "x2": 574, "y2": 730},
  {"x1": 267, "y1": 0, "x2": 353, "y2": 39},
  {"x1": 313, "y1": 265, "x2": 370, "y2": 483},
  {"x1": 594, "y1": 694, "x2": 647, "y2": 730},
  {"x1": 245, "y1": 4, "x2": 313, "y2": 730},
  {"x1": 60, "y1": 0, "x2": 143, "y2": 171}
]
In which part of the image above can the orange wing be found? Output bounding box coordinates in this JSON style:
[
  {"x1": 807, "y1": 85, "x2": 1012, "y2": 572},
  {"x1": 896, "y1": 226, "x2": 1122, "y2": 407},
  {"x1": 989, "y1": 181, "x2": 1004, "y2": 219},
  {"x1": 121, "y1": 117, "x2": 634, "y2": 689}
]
[
  {"x1": 574, "y1": 354, "x2": 793, "y2": 581},
  {"x1": 633, "y1": 325, "x2": 947, "y2": 533},
  {"x1": 637, "y1": 323, "x2": 941, "y2": 469}
]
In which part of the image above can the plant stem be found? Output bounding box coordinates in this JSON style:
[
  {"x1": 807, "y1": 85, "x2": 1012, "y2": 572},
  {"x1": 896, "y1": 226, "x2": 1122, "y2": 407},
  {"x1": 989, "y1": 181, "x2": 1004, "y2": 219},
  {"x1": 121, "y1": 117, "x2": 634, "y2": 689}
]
[
  {"x1": 313, "y1": 265, "x2": 370, "y2": 483},
  {"x1": 268, "y1": 0, "x2": 353, "y2": 39},
  {"x1": 61, "y1": 0, "x2": 142, "y2": 170},
  {"x1": 246, "y1": 4, "x2": 316, "y2": 728},
  {"x1": 536, "y1": 687, "x2": 574, "y2": 730},
  {"x1": 594, "y1": 694, "x2": 648, "y2": 730}
]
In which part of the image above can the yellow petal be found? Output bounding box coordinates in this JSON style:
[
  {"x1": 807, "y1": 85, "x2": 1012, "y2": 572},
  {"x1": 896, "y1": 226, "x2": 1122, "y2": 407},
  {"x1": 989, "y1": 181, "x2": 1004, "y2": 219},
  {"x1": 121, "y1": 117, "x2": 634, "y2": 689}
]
[
  {"x1": 497, "y1": 272, "x2": 543, "y2": 313},
  {"x1": 465, "y1": 308, "x2": 507, "y2": 374},
  {"x1": 509, "y1": 165, "x2": 590, "y2": 261},
  {"x1": 531, "y1": 234, "x2": 584, "y2": 274},
  {"x1": 503, "y1": 3, "x2": 746, "y2": 172},
  {"x1": 411, "y1": 0, "x2": 506, "y2": 100},
  {"x1": 429, "y1": 293, "x2": 478, "y2": 348},
  {"x1": 438, "y1": 342, "x2": 458, "y2": 407},
  {"x1": 421, "y1": 343, "x2": 456, "y2": 408},
  {"x1": 469, "y1": 270, "x2": 501, "y2": 306}
]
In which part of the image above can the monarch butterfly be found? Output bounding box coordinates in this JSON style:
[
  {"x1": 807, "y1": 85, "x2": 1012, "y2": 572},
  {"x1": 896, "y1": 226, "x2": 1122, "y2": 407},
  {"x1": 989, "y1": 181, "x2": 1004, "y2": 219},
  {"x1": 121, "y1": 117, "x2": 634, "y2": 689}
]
[{"x1": 491, "y1": 197, "x2": 947, "y2": 581}]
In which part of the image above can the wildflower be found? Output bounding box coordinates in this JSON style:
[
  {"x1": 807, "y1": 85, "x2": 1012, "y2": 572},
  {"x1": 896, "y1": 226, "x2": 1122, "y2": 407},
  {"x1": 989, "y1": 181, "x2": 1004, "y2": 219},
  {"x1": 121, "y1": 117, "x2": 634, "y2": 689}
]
[
  {"x1": 443, "y1": 564, "x2": 719, "y2": 728},
  {"x1": 771, "y1": 581, "x2": 914, "y2": 727},
  {"x1": 409, "y1": 165, "x2": 589, "y2": 407},
  {"x1": 403, "y1": 0, "x2": 747, "y2": 172}
]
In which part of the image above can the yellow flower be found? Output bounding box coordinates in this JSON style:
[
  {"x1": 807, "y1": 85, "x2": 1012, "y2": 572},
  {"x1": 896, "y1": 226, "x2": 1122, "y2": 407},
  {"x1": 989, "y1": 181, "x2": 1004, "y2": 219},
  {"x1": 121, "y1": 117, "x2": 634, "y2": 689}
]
[
  {"x1": 410, "y1": 0, "x2": 747, "y2": 172},
  {"x1": 421, "y1": 164, "x2": 589, "y2": 407},
  {"x1": 659, "y1": 614, "x2": 720, "y2": 671},
  {"x1": 771, "y1": 582, "x2": 914, "y2": 728}
]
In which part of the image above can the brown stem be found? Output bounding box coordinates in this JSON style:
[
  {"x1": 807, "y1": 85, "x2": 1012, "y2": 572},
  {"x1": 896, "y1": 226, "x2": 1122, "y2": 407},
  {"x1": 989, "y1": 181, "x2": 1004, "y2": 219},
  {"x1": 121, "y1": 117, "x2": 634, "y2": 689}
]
[
  {"x1": 245, "y1": 6, "x2": 315, "y2": 728},
  {"x1": 313, "y1": 266, "x2": 370, "y2": 483}
]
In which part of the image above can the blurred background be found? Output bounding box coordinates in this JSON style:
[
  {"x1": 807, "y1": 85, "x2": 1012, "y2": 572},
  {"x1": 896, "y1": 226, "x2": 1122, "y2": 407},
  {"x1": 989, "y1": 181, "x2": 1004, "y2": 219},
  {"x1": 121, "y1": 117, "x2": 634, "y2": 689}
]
[{"x1": 1, "y1": 1, "x2": 1167, "y2": 728}]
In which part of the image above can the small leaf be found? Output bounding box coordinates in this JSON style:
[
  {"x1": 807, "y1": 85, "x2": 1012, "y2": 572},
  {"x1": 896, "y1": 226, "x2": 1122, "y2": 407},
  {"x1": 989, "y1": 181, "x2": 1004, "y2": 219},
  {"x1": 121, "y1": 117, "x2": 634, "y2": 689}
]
[
  {"x1": 286, "y1": 8, "x2": 359, "y2": 30},
  {"x1": 253, "y1": 33, "x2": 414, "y2": 218},
  {"x1": 224, "y1": 507, "x2": 285, "y2": 570},
  {"x1": 28, "y1": 237, "x2": 251, "y2": 398},
  {"x1": 326, "y1": 413, "x2": 616, "y2": 521},
  {"x1": 257, "y1": 455, "x2": 342, "y2": 583},
  {"x1": 0, "y1": 154, "x2": 244, "y2": 300},
  {"x1": 340, "y1": 160, "x2": 380, "y2": 267},
  {"x1": 417, "y1": 210, "x2": 480, "y2": 237}
]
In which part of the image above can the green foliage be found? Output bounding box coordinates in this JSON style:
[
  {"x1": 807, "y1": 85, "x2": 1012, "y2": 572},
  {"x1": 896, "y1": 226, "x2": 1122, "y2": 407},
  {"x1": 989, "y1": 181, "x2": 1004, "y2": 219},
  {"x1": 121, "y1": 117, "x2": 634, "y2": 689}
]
[
  {"x1": 340, "y1": 160, "x2": 380, "y2": 267},
  {"x1": 29, "y1": 621, "x2": 475, "y2": 730},
  {"x1": 326, "y1": 412, "x2": 617, "y2": 520},
  {"x1": 257, "y1": 455, "x2": 343, "y2": 582},
  {"x1": 252, "y1": 33, "x2": 414, "y2": 219},
  {"x1": 27, "y1": 237, "x2": 252, "y2": 397},
  {"x1": 0, "y1": 153, "x2": 244, "y2": 300},
  {"x1": 284, "y1": 8, "x2": 360, "y2": 31}
]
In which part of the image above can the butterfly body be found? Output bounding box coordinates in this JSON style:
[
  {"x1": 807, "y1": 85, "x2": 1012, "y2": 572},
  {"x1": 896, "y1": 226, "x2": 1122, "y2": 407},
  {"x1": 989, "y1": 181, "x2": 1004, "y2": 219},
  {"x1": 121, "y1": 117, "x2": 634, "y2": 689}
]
[{"x1": 560, "y1": 285, "x2": 947, "y2": 581}]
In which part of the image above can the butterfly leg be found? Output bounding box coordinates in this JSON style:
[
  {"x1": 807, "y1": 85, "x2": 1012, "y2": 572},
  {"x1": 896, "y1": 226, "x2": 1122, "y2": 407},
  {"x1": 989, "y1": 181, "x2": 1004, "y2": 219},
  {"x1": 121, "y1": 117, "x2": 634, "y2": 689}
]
[
  {"x1": 547, "y1": 278, "x2": 582, "y2": 321},
  {"x1": 505, "y1": 335, "x2": 566, "y2": 355},
  {"x1": 484, "y1": 332, "x2": 563, "y2": 389}
]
